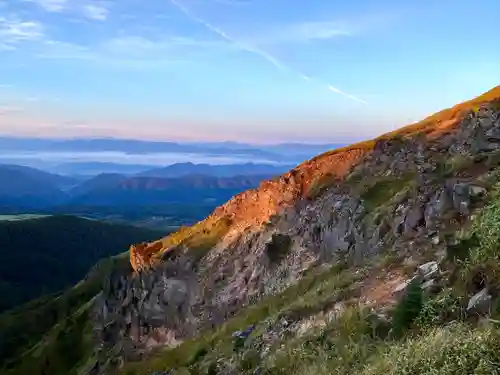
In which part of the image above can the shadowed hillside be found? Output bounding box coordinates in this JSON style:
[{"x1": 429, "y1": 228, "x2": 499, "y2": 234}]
[{"x1": 0, "y1": 215, "x2": 164, "y2": 312}]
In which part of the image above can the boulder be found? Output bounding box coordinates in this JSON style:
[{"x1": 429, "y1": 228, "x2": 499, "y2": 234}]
[
  {"x1": 404, "y1": 205, "x2": 425, "y2": 236},
  {"x1": 417, "y1": 261, "x2": 439, "y2": 281},
  {"x1": 467, "y1": 288, "x2": 492, "y2": 316},
  {"x1": 485, "y1": 126, "x2": 500, "y2": 141},
  {"x1": 425, "y1": 188, "x2": 452, "y2": 229}
]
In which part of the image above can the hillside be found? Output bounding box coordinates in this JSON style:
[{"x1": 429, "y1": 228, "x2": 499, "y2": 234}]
[
  {"x1": 0, "y1": 166, "x2": 70, "y2": 209},
  {"x1": 0, "y1": 215, "x2": 163, "y2": 312},
  {"x1": 2, "y1": 85, "x2": 500, "y2": 375},
  {"x1": 0, "y1": 164, "x2": 76, "y2": 190},
  {"x1": 69, "y1": 173, "x2": 127, "y2": 196}
]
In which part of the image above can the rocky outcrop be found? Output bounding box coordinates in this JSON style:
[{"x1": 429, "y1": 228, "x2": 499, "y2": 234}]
[
  {"x1": 92, "y1": 92, "x2": 500, "y2": 371},
  {"x1": 129, "y1": 241, "x2": 164, "y2": 272}
]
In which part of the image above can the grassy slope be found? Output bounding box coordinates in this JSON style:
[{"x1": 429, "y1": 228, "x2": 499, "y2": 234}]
[
  {"x1": 119, "y1": 176, "x2": 500, "y2": 375},
  {"x1": 0, "y1": 254, "x2": 131, "y2": 375}
]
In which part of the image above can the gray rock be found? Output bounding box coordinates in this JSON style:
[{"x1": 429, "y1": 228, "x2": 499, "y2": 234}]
[
  {"x1": 469, "y1": 185, "x2": 487, "y2": 198},
  {"x1": 425, "y1": 188, "x2": 452, "y2": 229},
  {"x1": 452, "y1": 183, "x2": 473, "y2": 215},
  {"x1": 418, "y1": 261, "x2": 439, "y2": 281},
  {"x1": 404, "y1": 205, "x2": 425, "y2": 236},
  {"x1": 485, "y1": 126, "x2": 500, "y2": 141},
  {"x1": 467, "y1": 288, "x2": 492, "y2": 316}
]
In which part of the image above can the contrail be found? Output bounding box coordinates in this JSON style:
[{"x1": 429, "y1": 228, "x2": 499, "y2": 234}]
[
  {"x1": 169, "y1": 0, "x2": 366, "y2": 104},
  {"x1": 170, "y1": 0, "x2": 286, "y2": 71}
]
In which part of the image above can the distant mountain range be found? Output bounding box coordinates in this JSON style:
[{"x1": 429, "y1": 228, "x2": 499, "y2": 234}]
[
  {"x1": 0, "y1": 162, "x2": 291, "y2": 212},
  {"x1": 137, "y1": 162, "x2": 295, "y2": 178},
  {"x1": 48, "y1": 162, "x2": 159, "y2": 176},
  {"x1": 0, "y1": 137, "x2": 343, "y2": 174},
  {"x1": 0, "y1": 137, "x2": 342, "y2": 157}
]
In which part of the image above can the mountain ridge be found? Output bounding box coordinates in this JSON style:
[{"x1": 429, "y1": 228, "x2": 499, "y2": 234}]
[{"x1": 130, "y1": 86, "x2": 500, "y2": 271}]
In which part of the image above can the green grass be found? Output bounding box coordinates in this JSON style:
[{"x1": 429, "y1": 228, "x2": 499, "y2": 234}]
[
  {"x1": 359, "y1": 174, "x2": 415, "y2": 212},
  {"x1": 306, "y1": 173, "x2": 337, "y2": 199},
  {"x1": 360, "y1": 322, "x2": 500, "y2": 375},
  {"x1": 153, "y1": 217, "x2": 232, "y2": 264},
  {"x1": 119, "y1": 262, "x2": 359, "y2": 375},
  {"x1": 442, "y1": 181, "x2": 500, "y2": 294},
  {"x1": 1, "y1": 300, "x2": 95, "y2": 375}
]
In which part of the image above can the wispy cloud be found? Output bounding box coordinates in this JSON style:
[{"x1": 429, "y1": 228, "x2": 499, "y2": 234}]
[
  {"x1": 26, "y1": 0, "x2": 110, "y2": 21},
  {"x1": 0, "y1": 106, "x2": 24, "y2": 115},
  {"x1": 0, "y1": 84, "x2": 14, "y2": 88},
  {"x1": 34, "y1": 35, "x2": 225, "y2": 69},
  {"x1": 248, "y1": 20, "x2": 352, "y2": 45},
  {"x1": 27, "y1": 0, "x2": 67, "y2": 12},
  {"x1": 82, "y1": 4, "x2": 108, "y2": 21},
  {"x1": 169, "y1": 0, "x2": 366, "y2": 104},
  {"x1": 170, "y1": 1, "x2": 289, "y2": 72},
  {"x1": 36, "y1": 39, "x2": 92, "y2": 59},
  {"x1": 0, "y1": 16, "x2": 45, "y2": 50}
]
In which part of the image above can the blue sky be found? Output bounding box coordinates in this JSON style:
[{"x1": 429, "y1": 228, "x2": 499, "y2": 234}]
[{"x1": 0, "y1": 0, "x2": 499, "y2": 143}]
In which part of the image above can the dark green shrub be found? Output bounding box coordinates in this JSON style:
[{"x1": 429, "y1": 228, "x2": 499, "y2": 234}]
[{"x1": 391, "y1": 279, "x2": 423, "y2": 338}]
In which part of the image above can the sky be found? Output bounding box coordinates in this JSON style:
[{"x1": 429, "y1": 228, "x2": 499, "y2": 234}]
[{"x1": 0, "y1": 0, "x2": 499, "y2": 144}]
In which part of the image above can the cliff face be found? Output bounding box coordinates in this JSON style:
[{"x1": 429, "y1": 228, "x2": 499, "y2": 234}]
[{"x1": 91, "y1": 87, "x2": 500, "y2": 373}]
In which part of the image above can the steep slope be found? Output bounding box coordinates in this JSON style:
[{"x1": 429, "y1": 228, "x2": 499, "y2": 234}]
[
  {"x1": 0, "y1": 215, "x2": 164, "y2": 312},
  {"x1": 0, "y1": 254, "x2": 132, "y2": 375},
  {"x1": 2, "y1": 86, "x2": 500, "y2": 375}
]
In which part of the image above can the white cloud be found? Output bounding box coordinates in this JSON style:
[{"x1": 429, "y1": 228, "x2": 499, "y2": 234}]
[
  {"x1": 27, "y1": 0, "x2": 67, "y2": 12},
  {"x1": 0, "y1": 16, "x2": 45, "y2": 49},
  {"x1": 34, "y1": 36, "x2": 209, "y2": 69},
  {"x1": 26, "y1": 0, "x2": 109, "y2": 21},
  {"x1": 82, "y1": 4, "x2": 109, "y2": 21}
]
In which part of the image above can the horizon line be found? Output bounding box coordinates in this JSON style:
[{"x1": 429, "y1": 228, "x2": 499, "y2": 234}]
[{"x1": 0, "y1": 134, "x2": 354, "y2": 147}]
